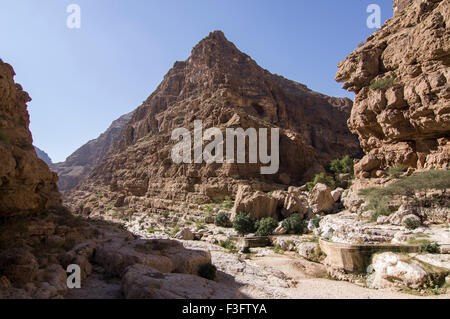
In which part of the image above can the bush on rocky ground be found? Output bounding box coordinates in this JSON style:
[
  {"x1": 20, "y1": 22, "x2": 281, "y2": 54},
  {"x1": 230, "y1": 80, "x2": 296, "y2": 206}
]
[
  {"x1": 232, "y1": 212, "x2": 255, "y2": 235},
  {"x1": 306, "y1": 156, "x2": 356, "y2": 191},
  {"x1": 215, "y1": 212, "x2": 229, "y2": 227},
  {"x1": 387, "y1": 164, "x2": 408, "y2": 178},
  {"x1": 330, "y1": 155, "x2": 354, "y2": 175},
  {"x1": 404, "y1": 217, "x2": 421, "y2": 230},
  {"x1": 306, "y1": 173, "x2": 335, "y2": 192},
  {"x1": 255, "y1": 218, "x2": 278, "y2": 236},
  {"x1": 219, "y1": 238, "x2": 236, "y2": 251},
  {"x1": 359, "y1": 170, "x2": 450, "y2": 222},
  {"x1": 282, "y1": 214, "x2": 304, "y2": 234},
  {"x1": 419, "y1": 242, "x2": 441, "y2": 254}
]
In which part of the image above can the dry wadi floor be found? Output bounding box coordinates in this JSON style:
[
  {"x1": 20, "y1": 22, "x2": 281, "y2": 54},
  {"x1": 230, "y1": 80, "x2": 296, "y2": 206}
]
[{"x1": 67, "y1": 241, "x2": 450, "y2": 300}]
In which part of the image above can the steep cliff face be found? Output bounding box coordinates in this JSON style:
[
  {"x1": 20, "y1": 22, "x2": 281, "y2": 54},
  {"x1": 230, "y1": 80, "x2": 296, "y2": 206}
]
[
  {"x1": 0, "y1": 60, "x2": 61, "y2": 216},
  {"x1": 68, "y1": 31, "x2": 360, "y2": 211},
  {"x1": 50, "y1": 112, "x2": 132, "y2": 192},
  {"x1": 336, "y1": 0, "x2": 449, "y2": 179},
  {"x1": 34, "y1": 146, "x2": 52, "y2": 166}
]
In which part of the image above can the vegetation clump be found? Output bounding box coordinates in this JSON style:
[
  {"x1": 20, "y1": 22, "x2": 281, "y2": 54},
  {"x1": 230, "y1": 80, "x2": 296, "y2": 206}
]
[
  {"x1": 387, "y1": 164, "x2": 408, "y2": 178},
  {"x1": 419, "y1": 242, "x2": 441, "y2": 254},
  {"x1": 330, "y1": 155, "x2": 354, "y2": 175},
  {"x1": 232, "y1": 212, "x2": 255, "y2": 235},
  {"x1": 404, "y1": 217, "x2": 421, "y2": 230},
  {"x1": 310, "y1": 215, "x2": 321, "y2": 229},
  {"x1": 282, "y1": 214, "x2": 304, "y2": 234},
  {"x1": 215, "y1": 212, "x2": 230, "y2": 227},
  {"x1": 369, "y1": 77, "x2": 395, "y2": 90},
  {"x1": 306, "y1": 156, "x2": 355, "y2": 191},
  {"x1": 255, "y1": 218, "x2": 278, "y2": 236},
  {"x1": 219, "y1": 238, "x2": 236, "y2": 251},
  {"x1": 359, "y1": 170, "x2": 450, "y2": 222},
  {"x1": 306, "y1": 173, "x2": 335, "y2": 192}
]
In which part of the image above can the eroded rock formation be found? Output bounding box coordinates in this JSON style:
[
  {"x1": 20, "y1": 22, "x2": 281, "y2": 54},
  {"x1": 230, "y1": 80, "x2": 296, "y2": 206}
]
[{"x1": 336, "y1": 0, "x2": 449, "y2": 179}]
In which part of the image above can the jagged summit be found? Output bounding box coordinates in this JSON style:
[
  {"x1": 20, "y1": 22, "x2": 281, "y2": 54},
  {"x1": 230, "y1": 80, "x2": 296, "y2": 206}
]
[{"x1": 66, "y1": 30, "x2": 361, "y2": 210}]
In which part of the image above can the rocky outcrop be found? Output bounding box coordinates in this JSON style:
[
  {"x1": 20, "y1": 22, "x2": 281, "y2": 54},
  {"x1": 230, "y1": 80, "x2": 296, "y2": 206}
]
[
  {"x1": 67, "y1": 31, "x2": 360, "y2": 215},
  {"x1": 34, "y1": 147, "x2": 52, "y2": 166},
  {"x1": 0, "y1": 60, "x2": 61, "y2": 217},
  {"x1": 367, "y1": 252, "x2": 449, "y2": 289},
  {"x1": 51, "y1": 112, "x2": 132, "y2": 192},
  {"x1": 336, "y1": 0, "x2": 449, "y2": 179}
]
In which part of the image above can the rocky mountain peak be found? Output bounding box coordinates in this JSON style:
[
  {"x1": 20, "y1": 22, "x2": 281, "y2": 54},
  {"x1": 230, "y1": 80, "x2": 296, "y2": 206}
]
[{"x1": 67, "y1": 31, "x2": 361, "y2": 211}]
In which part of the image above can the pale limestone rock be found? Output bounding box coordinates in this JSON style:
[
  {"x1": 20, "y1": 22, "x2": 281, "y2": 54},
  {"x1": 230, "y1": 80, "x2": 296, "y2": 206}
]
[
  {"x1": 368, "y1": 252, "x2": 428, "y2": 289},
  {"x1": 273, "y1": 225, "x2": 287, "y2": 235}
]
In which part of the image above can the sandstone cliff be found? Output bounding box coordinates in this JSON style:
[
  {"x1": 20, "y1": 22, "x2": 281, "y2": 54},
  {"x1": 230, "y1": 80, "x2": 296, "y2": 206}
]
[
  {"x1": 0, "y1": 60, "x2": 232, "y2": 299},
  {"x1": 69, "y1": 31, "x2": 361, "y2": 212},
  {"x1": 0, "y1": 60, "x2": 61, "y2": 217},
  {"x1": 51, "y1": 112, "x2": 132, "y2": 192},
  {"x1": 336, "y1": 0, "x2": 449, "y2": 179}
]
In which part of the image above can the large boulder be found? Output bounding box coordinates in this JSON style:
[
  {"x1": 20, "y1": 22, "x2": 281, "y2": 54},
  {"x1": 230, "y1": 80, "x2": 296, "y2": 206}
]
[
  {"x1": 366, "y1": 252, "x2": 446, "y2": 290},
  {"x1": 310, "y1": 183, "x2": 334, "y2": 214},
  {"x1": 122, "y1": 264, "x2": 241, "y2": 299},
  {"x1": 331, "y1": 188, "x2": 345, "y2": 202},
  {"x1": 231, "y1": 186, "x2": 278, "y2": 220}
]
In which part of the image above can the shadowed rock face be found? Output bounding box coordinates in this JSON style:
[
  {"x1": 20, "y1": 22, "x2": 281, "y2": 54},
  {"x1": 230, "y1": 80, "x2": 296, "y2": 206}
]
[
  {"x1": 0, "y1": 60, "x2": 61, "y2": 217},
  {"x1": 69, "y1": 31, "x2": 360, "y2": 207},
  {"x1": 50, "y1": 112, "x2": 132, "y2": 192},
  {"x1": 336, "y1": 0, "x2": 449, "y2": 179}
]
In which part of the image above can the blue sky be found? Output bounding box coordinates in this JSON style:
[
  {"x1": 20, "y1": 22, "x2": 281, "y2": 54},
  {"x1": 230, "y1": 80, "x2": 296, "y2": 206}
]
[{"x1": 0, "y1": 0, "x2": 393, "y2": 162}]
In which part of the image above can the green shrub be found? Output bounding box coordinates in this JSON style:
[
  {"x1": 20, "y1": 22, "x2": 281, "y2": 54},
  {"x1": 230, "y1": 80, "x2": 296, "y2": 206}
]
[
  {"x1": 255, "y1": 218, "x2": 278, "y2": 236},
  {"x1": 219, "y1": 238, "x2": 236, "y2": 251},
  {"x1": 282, "y1": 214, "x2": 304, "y2": 234},
  {"x1": 213, "y1": 196, "x2": 234, "y2": 210},
  {"x1": 198, "y1": 263, "x2": 217, "y2": 281},
  {"x1": 310, "y1": 215, "x2": 321, "y2": 229},
  {"x1": 330, "y1": 156, "x2": 354, "y2": 175},
  {"x1": 215, "y1": 212, "x2": 230, "y2": 227},
  {"x1": 306, "y1": 173, "x2": 335, "y2": 192},
  {"x1": 360, "y1": 170, "x2": 450, "y2": 222},
  {"x1": 369, "y1": 78, "x2": 395, "y2": 90},
  {"x1": 404, "y1": 217, "x2": 421, "y2": 230},
  {"x1": 419, "y1": 242, "x2": 441, "y2": 254},
  {"x1": 387, "y1": 164, "x2": 408, "y2": 178},
  {"x1": 232, "y1": 212, "x2": 255, "y2": 235}
]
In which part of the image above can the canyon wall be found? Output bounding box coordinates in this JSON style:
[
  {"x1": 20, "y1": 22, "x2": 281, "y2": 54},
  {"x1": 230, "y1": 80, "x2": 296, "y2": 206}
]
[
  {"x1": 336, "y1": 0, "x2": 449, "y2": 179},
  {"x1": 0, "y1": 60, "x2": 61, "y2": 217}
]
